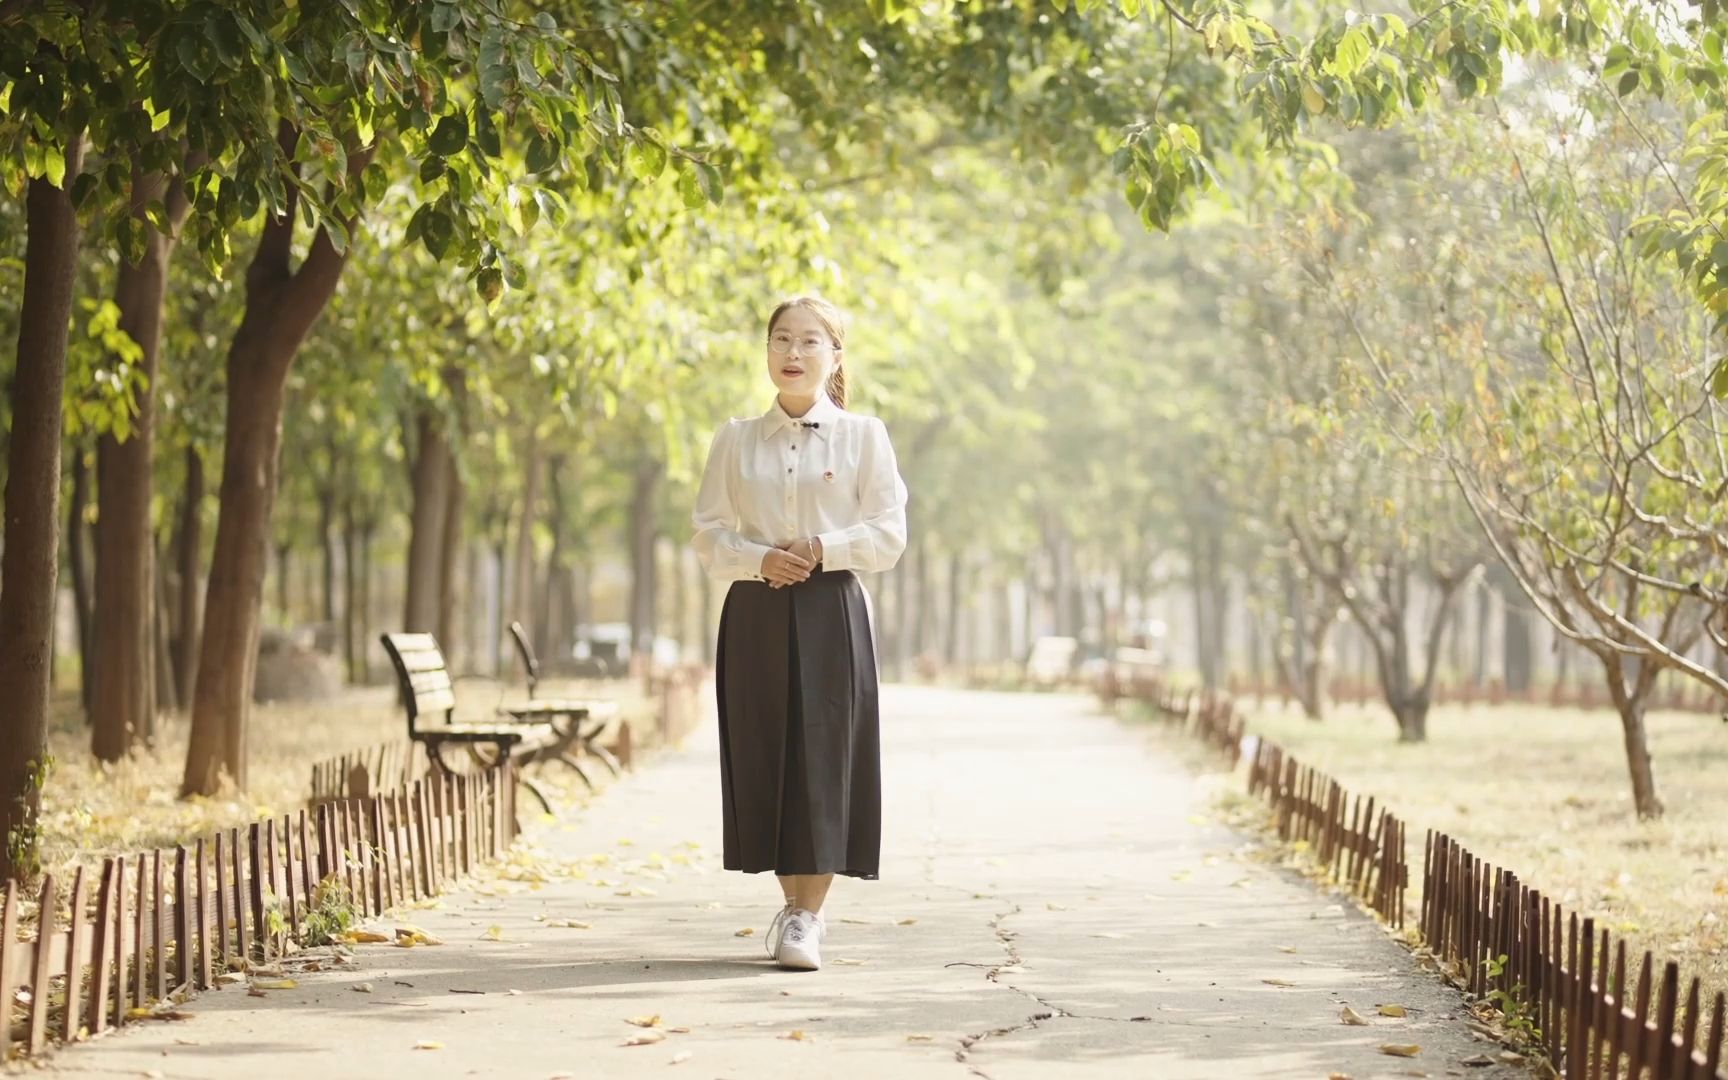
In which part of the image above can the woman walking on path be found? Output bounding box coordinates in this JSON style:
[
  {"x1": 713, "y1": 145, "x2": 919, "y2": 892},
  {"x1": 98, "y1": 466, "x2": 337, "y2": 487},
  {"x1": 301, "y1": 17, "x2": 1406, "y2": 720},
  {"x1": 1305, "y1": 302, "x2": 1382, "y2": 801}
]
[{"x1": 691, "y1": 295, "x2": 909, "y2": 972}]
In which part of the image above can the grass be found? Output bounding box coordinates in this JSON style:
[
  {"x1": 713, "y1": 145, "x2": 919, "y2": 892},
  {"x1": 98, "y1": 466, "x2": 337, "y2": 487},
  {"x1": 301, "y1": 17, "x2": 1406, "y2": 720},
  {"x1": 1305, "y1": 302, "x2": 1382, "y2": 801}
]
[
  {"x1": 1229, "y1": 696, "x2": 1728, "y2": 999},
  {"x1": 34, "y1": 674, "x2": 657, "y2": 894}
]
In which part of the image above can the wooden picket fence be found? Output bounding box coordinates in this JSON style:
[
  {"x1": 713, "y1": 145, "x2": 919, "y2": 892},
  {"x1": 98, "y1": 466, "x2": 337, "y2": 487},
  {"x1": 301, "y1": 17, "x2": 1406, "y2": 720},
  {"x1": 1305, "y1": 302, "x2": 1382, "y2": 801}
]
[
  {"x1": 308, "y1": 739, "x2": 431, "y2": 804},
  {"x1": 1109, "y1": 674, "x2": 1727, "y2": 1077},
  {"x1": 1424, "y1": 832, "x2": 1728, "y2": 1079},
  {"x1": 1246, "y1": 738, "x2": 1408, "y2": 927},
  {"x1": 2, "y1": 763, "x2": 518, "y2": 1059}
]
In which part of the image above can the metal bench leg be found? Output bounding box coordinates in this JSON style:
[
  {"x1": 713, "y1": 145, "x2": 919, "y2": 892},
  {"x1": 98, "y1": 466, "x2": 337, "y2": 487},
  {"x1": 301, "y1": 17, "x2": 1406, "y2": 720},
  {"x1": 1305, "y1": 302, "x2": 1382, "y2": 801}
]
[
  {"x1": 555, "y1": 754, "x2": 596, "y2": 791},
  {"x1": 583, "y1": 735, "x2": 624, "y2": 778},
  {"x1": 519, "y1": 776, "x2": 555, "y2": 815}
]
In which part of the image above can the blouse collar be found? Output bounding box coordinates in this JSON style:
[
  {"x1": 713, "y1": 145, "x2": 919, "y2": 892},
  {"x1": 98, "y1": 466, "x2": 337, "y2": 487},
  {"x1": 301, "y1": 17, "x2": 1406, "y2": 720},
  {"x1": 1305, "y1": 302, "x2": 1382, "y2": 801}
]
[{"x1": 760, "y1": 392, "x2": 840, "y2": 441}]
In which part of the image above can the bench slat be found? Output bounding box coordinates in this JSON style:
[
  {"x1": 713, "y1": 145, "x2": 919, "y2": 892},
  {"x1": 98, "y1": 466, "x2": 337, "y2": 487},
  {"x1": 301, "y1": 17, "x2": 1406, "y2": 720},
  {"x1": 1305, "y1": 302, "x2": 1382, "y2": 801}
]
[
  {"x1": 413, "y1": 689, "x2": 457, "y2": 714},
  {"x1": 394, "y1": 648, "x2": 449, "y2": 675},
  {"x1": 408, "y1": 669, "x2": 453, "y2": 694}
]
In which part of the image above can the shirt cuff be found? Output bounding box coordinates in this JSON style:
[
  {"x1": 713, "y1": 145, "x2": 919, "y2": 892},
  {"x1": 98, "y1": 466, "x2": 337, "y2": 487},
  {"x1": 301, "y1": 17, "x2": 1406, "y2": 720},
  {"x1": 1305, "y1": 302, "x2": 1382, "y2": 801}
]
[
  {"x1": 740, "y1": 541, "x2": 776, "y2": 580},
  {"x1": 816, "y1": 529, "x2": 852, "y2": 572}
]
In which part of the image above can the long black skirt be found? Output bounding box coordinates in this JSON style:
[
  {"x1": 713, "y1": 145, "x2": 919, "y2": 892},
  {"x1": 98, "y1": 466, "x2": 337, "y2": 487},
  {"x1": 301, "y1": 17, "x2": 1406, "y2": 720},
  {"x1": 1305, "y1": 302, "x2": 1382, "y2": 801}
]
[{"x1": 716, "y1": 567, "x2": 881, "y2": 880}]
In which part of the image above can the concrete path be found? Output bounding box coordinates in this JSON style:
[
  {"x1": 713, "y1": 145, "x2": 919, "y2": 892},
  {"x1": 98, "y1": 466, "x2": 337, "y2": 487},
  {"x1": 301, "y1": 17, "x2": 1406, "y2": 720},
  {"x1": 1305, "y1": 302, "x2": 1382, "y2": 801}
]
[{"x1": 48, "y1": 685, "x2": 1528, "y2": 1080}]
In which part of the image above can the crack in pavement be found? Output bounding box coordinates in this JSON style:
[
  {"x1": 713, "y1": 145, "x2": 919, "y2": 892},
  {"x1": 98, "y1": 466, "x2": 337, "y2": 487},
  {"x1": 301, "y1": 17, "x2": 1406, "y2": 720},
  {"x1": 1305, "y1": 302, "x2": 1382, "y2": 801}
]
[{"x1": 951, "y1": 902, "x2": 1160, "y2": 1077}]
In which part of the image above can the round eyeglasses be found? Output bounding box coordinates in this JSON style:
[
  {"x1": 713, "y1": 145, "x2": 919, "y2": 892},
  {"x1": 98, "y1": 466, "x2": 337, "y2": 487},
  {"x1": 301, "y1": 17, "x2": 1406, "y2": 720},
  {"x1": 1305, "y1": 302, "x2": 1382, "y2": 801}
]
[{"x1": 767, "y1": 333, "x2": 836, "y2": 355}]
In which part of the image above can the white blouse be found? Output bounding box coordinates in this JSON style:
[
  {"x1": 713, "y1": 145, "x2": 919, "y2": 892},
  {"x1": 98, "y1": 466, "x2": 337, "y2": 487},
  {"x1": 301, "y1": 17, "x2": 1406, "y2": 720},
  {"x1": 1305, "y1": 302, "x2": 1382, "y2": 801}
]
[{"x1": 691, "y1": 393, "x2": 909, "y2": 582}]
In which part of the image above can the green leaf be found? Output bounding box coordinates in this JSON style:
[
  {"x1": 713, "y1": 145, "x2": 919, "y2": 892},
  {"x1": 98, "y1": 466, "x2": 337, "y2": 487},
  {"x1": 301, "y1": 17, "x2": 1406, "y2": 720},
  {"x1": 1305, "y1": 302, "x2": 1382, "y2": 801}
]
[
  {"x1": 1300, "y1": 81, "x2": 1327, "y2": 115},
  {"x1": 429, "y1": 114, "x2": 467, "y2": 156},
  {"x1": 678, "y1": 165, "x2": 704, "y2": 209},
  {"x1": 1617, "y1": 69, "x2": 1640, "y2": 96},
  {"x1": 525, "y1": 133, "x2": 559, "y2": 174},
  {"x1": 43, "y1": 144, "x2": 65, "y2": 188},
  {"x1": 475, "y1": 265, "x2": 503, "y2": 304},
  {"x1": 694, "y1": 161, "x2": 722, "y2": 205}
]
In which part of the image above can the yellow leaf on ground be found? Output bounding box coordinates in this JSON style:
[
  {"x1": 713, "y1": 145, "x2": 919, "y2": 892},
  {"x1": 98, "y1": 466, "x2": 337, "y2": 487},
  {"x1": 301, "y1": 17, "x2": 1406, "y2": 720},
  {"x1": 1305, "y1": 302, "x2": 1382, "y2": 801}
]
[
  {"x1": 621, "y1": 1030, "x2": 666, "y2": 1047},
  {"x1": 251, "y1": 978, "x2": 297, "y2": 990},
  {"x1": 351, "y1": 983, "x2": 374, "y2": 994},
  {"x1": 414, "y1": 1040, "x2": 444, "y2": 1051},
  {"x1": 1378, "y1": 1044, "x2": 1421, "y2": 1057},
  {"x1": 1377, "y1": 1004, "x2": 1408, "y2": 1018},
  {"x1": 781, "y1": 1030, "x2": 809, "y2": 1041},
  {"x1": 342, "y1": 930, "x2": 390, "y2": 944},
  {"x1": 1045, "y1": 902, "x2": 1070, "y2": 911},
  {"x1": 394, "y1": 926, "x2": 443, "y2": 947},
  {"x1": 735, "y1": 928, "x2": 755, "y2": 937},
  {"x1": 550, "y1": 919, "x2": 591, "y2": 929},
  {"x1": 625, "y1": 1014, "x2": 662, "y2": 1028},
  {"x1": 1262, "y1": 978, "x2": 1297, "y2": 988},
  {"x1": 896, "y1": 917, "x2": 917, "y2": 926},
  {"x1": 1277, "y1": 946, "x2": 1299, "y2": 954},
  {"x1": 669, "y1": 1051, "x2": 693, "y2": 1064},
  {"x1": 906, "y1": 1034, "x2": 934, "y2": 1042},
  {"x1": 832, "y1": 958, "x2": 865, "y2": 965},
  {"x1": 483, "y1": 925, "x2": 505, "y2": 941},
  {"x1": 1340, "y1": 1006, "x2": 1369, "y2": 1026}
]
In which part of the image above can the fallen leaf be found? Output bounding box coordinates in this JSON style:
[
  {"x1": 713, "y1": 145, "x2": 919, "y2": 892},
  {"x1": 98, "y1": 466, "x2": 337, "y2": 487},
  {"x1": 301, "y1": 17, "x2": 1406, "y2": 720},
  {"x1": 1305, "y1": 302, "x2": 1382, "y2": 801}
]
[
  {"x1": 1379, "y1": 1044, "x2": 1421, "y2": 1057},
  {"x1": 896, "y1": 917, "x2": 917, "y2": 926},
  {"x1": 669, "y1": 1051, "x2": 693, "y2": 1065},
  {"x1": 781, "y1": 1030, "x2": 809, "y2": 1041},
  {"x1": 483, "y1": 925, "x2": 505, "y2": 941},
  {"x1": 415, "y1": 1040, "x2": 444, "y2": 1051},
  {"x1": 1328, "y1": 1074, "x2": 1353, "y2": 1080},
  {"x1": 667, "y1": 1026, "x2": 691, "y2": 1033},
  {"x1": 621, "y1": 1030, "x2": 666, "y2": 1047},
  {"x1": 840, "y1": 917, "x2": 873, "y2": 925},
  {"x1": 1262, "y1": 978, "x2": 1297, "y2": 988},
  {"x1": 251, "y1": 978, "x2": 297, "y2": 990},
  {"x1": 1045, "y1": 902, "x2": 1070, "y2": 911},
  {"x1": 625, "y1": 1014, "x2": 663, "y2": 1028},
  {"x1": 1170, "y1": 870, "x2": 1193, "y2": 882},
  {"x1": 906, "y1": 1034, "x2": 934, "y2": 1042},
  {"x1": 395, "y1": 926, "x2": 443, "y2": 947},
  {"x1": 550, "y1": 919, "x2": 592, "y2": 929},
  {"x1": 1340, "y1": 1005, "x2": 1369, "y2": 1026},
  {"x1": 342, "y1": 930, "x2": 391, "y2": 944},
  {"x1": 1461, "y1": 1055, "x2": 1495, "y2": 1067},
  {"x1": 735, "y1": 928, "x2": 755, "y2": 937},
  {"x1": 1378, "y1": 1004, "x2": 1409, "y2": 1018},
  {"x1": 832, "y1": 958, "x2": 865, "y2": 965},
  {"x1": 1277, "y1": 945, "x2": 1299, "y2": 954},
  {"x1": 351, "y1": 983, "x2": 374, "y2": 994}
]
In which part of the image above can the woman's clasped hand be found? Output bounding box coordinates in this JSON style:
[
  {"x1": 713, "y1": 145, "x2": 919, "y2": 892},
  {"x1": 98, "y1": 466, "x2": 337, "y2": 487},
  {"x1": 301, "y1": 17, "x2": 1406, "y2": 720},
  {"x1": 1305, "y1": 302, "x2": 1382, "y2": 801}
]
[{"x1": 761, "y1": 538, "x2": 822, "y2": 588}]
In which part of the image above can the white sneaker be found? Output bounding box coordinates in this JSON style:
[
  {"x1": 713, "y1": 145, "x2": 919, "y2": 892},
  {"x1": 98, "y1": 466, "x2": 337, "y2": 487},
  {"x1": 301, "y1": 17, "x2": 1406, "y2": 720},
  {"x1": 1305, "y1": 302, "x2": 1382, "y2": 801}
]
[
  {"x1": 765, "y1": 900, "x2": 795, "y2": 959},
  {"x1": 776, "y1": 909, "x2": 822, "y2": 971}
]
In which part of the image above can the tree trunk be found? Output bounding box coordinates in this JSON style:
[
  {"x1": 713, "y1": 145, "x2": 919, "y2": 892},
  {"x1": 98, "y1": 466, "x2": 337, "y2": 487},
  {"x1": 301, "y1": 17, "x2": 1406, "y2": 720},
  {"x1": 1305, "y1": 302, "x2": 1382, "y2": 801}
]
[
  {"x1": 492, "y1": 532, "x2": 509, "y2": 675},
  {"x1": 1504, "y1": 597, "x2": 1533, "y2": 694},
  {"x1": 67, "y1": 445, "x2": 95, "y2": 716},
  {"x1": 627, "y1": 456, "x2": 663, "y2": 667},
  {"x1": 356, "y1": 521, "x2": 374, "y2": 682},
  {"x1": 511, "y1": 439, "x2": 542, "y2": 648},
  {"x1": 341, "y1": 499, "x2": 362, "y2": 684},
  {"x1": 539, "y1": 456, "x2": 569, "y2": 663},
  {"x1": 1392, "y1": 695, "x2": 1429, "y2": 742},
  {"x1": 172, "y1": 445, "x2": 205, "y2": 707},
  {"x1": 402, "y1": 408, "x2": 451, "y2": 634},
  {"x1": 1604, "y1": 657, "x2": 1664, "y2": 819},
  {"x1": 153, "y1": 537, "x2": 177, "y2": 712},
  {"x1": 317, "y1": 466, "x2": 337, "y2": 626},
  {"x1": 0, "y1": 154, "x2": 85, "y2": 882},
  {"x1": 438, "y1": 458, "x2": 464, "y2": 660},
  {"x1": 183, "y1": 130, "x2": 367, "y2": 797},
  {"x1": 913, "y1": 533, "x2": 931, "y2": 664}
]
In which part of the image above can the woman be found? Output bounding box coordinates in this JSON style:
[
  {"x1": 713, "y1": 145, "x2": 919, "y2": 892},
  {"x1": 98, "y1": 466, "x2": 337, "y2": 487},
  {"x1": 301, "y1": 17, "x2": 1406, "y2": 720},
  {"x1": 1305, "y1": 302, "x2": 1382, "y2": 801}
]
[{"x1": 690, "y1": 295, "x2": 909, "y2": 971}]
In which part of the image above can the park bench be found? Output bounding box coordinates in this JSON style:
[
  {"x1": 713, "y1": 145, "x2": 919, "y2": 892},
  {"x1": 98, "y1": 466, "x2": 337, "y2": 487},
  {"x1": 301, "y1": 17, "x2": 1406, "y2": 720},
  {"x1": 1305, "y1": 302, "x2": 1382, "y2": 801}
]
[
  {"x1": 1025, "y1": 635, "x2": 1079, "y2": 689},
  {"x1": 380, "y1": 632, "x2": 604, "y2": 815},
  {"x1": 504, "y1": 620, "x2": 626, "y2": 787}
]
